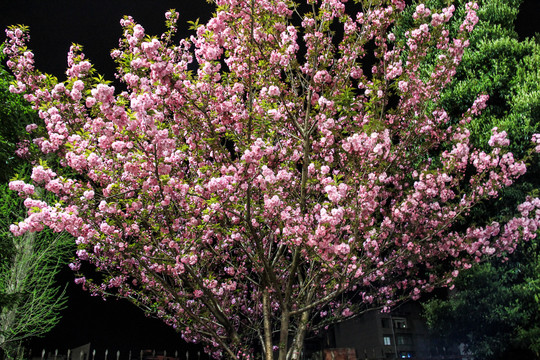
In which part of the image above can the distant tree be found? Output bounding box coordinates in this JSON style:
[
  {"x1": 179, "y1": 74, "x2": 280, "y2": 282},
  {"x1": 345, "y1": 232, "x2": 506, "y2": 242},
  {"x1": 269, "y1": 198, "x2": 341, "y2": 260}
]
[
  {"x1": 394, "y1": 0, "x2": 540, "y2": 158},
  {"x1": 417, "y1": 1, "x2": 540, "y2": 359},
  {"x1": 0, "y1": 45, "x2": 37, "y2": 182},
  {"x1": 3, "y1": 1, "x2": 540, "y2": 359},
  {"x1": 0, "y1": 46, "x2": 73, "y2": 360},
  {"x1": 0, "y1": 43, "x2": 38, "y2": 316},
  {"x1": 0, "y1": 184, "x2": 72, "y2": 360},
  {"x1": 0, "y1": 170, "x2": 74, "y2": 358},
  {"x1": 423, "y1": 239, "x2": 540, "y2": 360}
]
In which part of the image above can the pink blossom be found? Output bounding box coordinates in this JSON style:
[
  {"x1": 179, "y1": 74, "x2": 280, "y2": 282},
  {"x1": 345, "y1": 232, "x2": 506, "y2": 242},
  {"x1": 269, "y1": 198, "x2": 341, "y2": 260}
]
[
  {"x1": 267, "y1": 85, "x2": 280, "y2": 96},
  {"x1": 83, "y1": 190, "x2": 95, "y2": 199},
  {"x1": 488, "y1": 127, "x2": 510, "y2": 147}
]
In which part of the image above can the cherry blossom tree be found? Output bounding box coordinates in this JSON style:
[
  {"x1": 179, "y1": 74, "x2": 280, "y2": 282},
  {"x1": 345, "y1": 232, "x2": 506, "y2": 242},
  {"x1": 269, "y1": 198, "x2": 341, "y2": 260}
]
[{"x1": 3, "y1": 0, "x2": 540, "y2": 359}]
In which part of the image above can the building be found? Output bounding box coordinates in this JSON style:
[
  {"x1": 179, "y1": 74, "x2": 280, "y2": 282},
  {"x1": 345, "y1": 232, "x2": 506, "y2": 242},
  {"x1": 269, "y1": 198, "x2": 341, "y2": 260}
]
[{"x1": 310, "y1": 302, "x2": 463, "y2": 360}]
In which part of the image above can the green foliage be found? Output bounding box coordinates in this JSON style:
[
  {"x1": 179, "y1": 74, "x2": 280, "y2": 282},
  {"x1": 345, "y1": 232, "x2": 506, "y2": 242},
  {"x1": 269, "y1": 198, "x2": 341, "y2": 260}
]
[
  {"x1": 442, "y1": 36, "x2": 540, "y2": 155},
  {"x1": 0, "y1": 173, "x2": 26, "y2": 314},
  {"x1": 0, "y1": 181, "x2": 74, "y2": 359},
  {"x1": 423, "y1": 239, "x2": 540, "y2": 360},
  {"x1": 0, "y1": 46, "x2": 33, "y2": 317},
  {"x1": 0, "y1": 46, "x2": 38, "y2": 182},
  {"x1": 0, "y1": 50, "x2": 74, "y2": 359},
  {"x1": 394, "y1": 0, "x2": 539, "y2": 156},
  {"x1": 415, "y1": 1, "x2": 540, "y2": 359}
]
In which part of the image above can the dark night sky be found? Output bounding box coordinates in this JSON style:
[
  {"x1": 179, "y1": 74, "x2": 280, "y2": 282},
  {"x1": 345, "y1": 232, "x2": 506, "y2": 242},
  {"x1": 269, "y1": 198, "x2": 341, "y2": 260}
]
[
  {"x1": 1, "y1": 0, "x2": 214, "y2": 81},
  {"x1": 0, "y1": 0, "x2": 539, "y2": 357}
]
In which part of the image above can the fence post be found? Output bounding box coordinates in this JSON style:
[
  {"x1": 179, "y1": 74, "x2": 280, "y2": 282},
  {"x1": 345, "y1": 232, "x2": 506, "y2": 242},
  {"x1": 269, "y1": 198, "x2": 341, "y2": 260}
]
[
  {"x1": 67, "y1": 349, "x2": 71, "y2": 360},
  {"x1": 41, "y1": 349, "x2": 46, "y2": 360},
  {"x1": 105, "y1": 349, "x2": 109, "y2": 360}
]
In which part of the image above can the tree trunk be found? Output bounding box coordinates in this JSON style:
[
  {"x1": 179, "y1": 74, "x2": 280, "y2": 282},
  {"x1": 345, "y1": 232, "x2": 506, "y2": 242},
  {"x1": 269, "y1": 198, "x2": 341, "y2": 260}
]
[
  {"x1": 277, "y1": 308, "x2": 290, "y2": 360},
  {"x1": 288, "y1": 311, "x2": 310, "y2": 360},
  {"x1": 262, "y1": 288, "x2": 273, "y2": 360}
]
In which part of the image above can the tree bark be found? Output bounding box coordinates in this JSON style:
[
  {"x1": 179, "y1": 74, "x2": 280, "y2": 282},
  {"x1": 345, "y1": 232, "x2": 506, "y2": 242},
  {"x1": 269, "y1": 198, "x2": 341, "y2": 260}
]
[
  {"x1": 263, "y1": 288, "x2": 273, "y2": 360},
  {"x1": 288, "y1": 311, "x2": 310, "y2": 360}
]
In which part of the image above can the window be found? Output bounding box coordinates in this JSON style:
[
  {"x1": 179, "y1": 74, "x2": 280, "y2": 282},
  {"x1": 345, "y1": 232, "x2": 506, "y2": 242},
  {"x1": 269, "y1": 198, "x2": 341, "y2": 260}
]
[
  {"x1": 393, "y1": 318, "x2": 407, "y2": 329},
  {"x1": 381, "y1": 318, "x2": 391, "y2": 328},
  {"x1": 383, "y1": 336, "x2": 391, "y2": 346},
  {"x1": 396, "y1": 335, "x2": 413, "y2": 345},
  {"x1": 398, "y1": 351, "x2": 415, "y2": 358}
]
